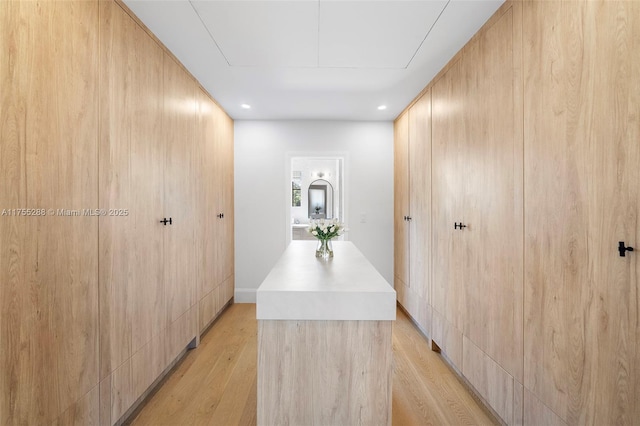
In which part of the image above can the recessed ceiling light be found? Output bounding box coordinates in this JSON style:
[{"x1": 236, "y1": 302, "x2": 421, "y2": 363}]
[
  {"x1": 241, "y1": 103, "x2": 251, "y2": 109},
  {"x1": 377, "y1": 105, "x2": 387, "y2": 111}
]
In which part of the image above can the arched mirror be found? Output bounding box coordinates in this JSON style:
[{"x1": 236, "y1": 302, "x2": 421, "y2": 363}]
[{"x1": 308, "y1": 179, "x2": 334, "y2": 219}]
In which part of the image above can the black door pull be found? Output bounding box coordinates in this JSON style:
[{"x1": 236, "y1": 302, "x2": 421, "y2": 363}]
[
  {"x1": 160, "y1": 217, "x2": 172, "y2": 226},
  {"x1": 618, "y1": 241, "x2": 634, "y2": 257},
  {"x1": 454, "y1": 222, "x2": 467, "y2": 230},
  {"x1": 218, "y1": 213, "x2": 224, "y2": 219}
]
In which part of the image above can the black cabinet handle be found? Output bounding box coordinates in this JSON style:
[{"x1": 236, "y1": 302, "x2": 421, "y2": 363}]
[
  {"x1": 160, "y1": 217, "x2": 172, "y2": 226},
  {"x1": 218, "y1": 213, "x2": 224, "y2": 219},
  {"x1": 407, "y1": 216, "x2": 412, "y2": 221},
  {"x1": 618, "y1": 241, "x2": 634, "y2": 257},
  {"x1": 454, "y1": 222, "x2": 467, "y2": 230}
]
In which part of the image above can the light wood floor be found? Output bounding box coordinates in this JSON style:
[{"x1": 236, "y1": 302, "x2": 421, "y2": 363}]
[{"x1": 127, "y1": 303, "x2": 497, "y2": 426}]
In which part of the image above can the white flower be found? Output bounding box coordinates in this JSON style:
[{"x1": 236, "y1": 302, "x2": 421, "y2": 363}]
[{"x1": 312, "y1": 230, "x2": 318, "y2": 235}]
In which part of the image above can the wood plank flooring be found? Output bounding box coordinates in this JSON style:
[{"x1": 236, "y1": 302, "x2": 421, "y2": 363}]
[{"x1": 127, "y1": 304, "x2": 497, "y2": 426}]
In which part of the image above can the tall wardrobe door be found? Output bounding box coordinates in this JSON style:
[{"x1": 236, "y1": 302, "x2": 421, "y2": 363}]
[
  {"x1": 163, "y1": 54, "x2": 197, "y2": 324},
  {"x1": 459, "y1": 5, "x2": 524, "y2": 383},
  {"x1": 196, "y1": 91, "x2": 218, "y2": 331},
  {"x1": 408, "y1": 91, "x2": 432, "y2": 304},
  {"x1": 431, "y1": 58, "x2": 466, "y2": 355},
  {"x1": 524, "y1": 1, "x2": 640, "y2": 424},
  {"x1": 99, "y1": 2, "x2": 165, "y2": 383},
  {"x1": 219, "y1": 108, "x2": 235, "y2": 285},
  {"x1": 394, "y1": 112, "x2": 410, "y2": 292},
  {"x1": 0, "y1": 2, "x2": 99, "y2": 423}
]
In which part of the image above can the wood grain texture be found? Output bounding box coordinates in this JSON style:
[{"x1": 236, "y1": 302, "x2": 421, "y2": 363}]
[
  {"x1": 129, "y1": 304, "x2": 256, "y2": 426},
  {"x1": 398, "y1": 286, "x2": 432, "y2": 338},
  {"x1": 163, "y1": 53, "x2": 198, "y2": 325},
  {"x1": 429, "y1": 5, "x2": 524, "y2": 421},
  {"x1": 53, "y1": 385, "x2": 100, "y2": 426},
  {"x1": 1, "y1": 1, "x2": 99, "y2": 423},
  {"x1": 129, "y1": 305, "x2": 496, "y2": 426},
  {"x1": 394, "y1": 112, "x2": 410, "y2": 290},
  {"x1": 258, "y1": 319, "x2": 393, "y2": 426},
  {"x1": 195, "y1": 90, "x2": 219, "y2": 331},
  {"x1": 523, "y1": 1, "x2": 640, "y2": 424},
  {"x1": 523, "y1": 389, "x2": 566, "y2": 426},
  {"x1": 196, "y1": 92, "x2": 234, "y2": 333},
  {"x1": 99, "y1": 1, "x2": 165, "y2": 384},
  {"x1": 431, "y1": 56, "x2": 466, "y2": 335},
  {"x1": 198, "y1": 286, "x2": 221, "y2": 333},
  {"x1": 408, "y1": 90, "x2": 432, "y2": 311},
  {"x1": 431, "y1": 309, "x2": 463, "y2": 371},
  {"x1": 462, "y1": 336, "x2": 515, "y2": 424},
  {"x1": 393, "y1": 309, "x2": 498, "y2": 426},
  {"x1": 458, "y1": 4, "x2": 524, "y2": 383},
  {"x1": 218, "y1": 108, "x2": 235, "y2": 284},
  {"x1": 99, "y1": 376, "x2": 112, "y2": 426}
]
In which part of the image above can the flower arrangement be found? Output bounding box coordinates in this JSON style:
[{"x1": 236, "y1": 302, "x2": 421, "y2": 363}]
[
  {"x1": 307, "y1": 218, "x2": 346, "y2": 259},
  {"x1": 307, "y1": 218, "x2": 346, "y2": 241}
]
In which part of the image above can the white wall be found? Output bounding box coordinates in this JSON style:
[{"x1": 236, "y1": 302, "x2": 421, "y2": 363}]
[{"x1": 234, "y1": 120, "x2": 394, "y2": 302}]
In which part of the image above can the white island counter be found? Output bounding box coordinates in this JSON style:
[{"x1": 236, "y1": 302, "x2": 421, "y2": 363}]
[
  {"x1": 256, "y1": 241, "x2": 396, "y2": 426},
  {"x1": 257, "y1": 241, "x2": 396, "y2": 321}
]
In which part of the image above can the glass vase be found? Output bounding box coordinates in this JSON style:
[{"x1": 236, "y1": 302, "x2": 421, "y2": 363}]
[{"x1": 315, "y1": 238, "x2": 333, "y2": 259}]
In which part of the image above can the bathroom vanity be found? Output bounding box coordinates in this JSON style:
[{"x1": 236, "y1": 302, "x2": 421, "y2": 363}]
[
  {"x1": 291, "y1": 223, "x2": 315, "y2": 240},
  {"x1": 256, "y1": 241, "x2": 396, "y2": 425}
]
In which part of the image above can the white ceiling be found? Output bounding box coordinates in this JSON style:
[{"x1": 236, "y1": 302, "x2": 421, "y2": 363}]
[{"x1": 123, "y1": 0, "x2": 504, "y2": 121}]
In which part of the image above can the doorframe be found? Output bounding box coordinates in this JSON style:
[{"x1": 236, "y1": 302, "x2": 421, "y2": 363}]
[{"x1": 285, "y1": 152, "x2": 348, "y2": 244}]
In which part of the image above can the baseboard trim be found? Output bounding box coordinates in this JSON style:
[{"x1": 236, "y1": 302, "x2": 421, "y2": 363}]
[{"x1": 234, "y1": 288, "x2": 256, "y2": 303}]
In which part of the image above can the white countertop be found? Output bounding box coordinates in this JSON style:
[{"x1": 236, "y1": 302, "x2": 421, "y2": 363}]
[{"x1": 256, "y1": 241, "x2": 396, "y2": 321}]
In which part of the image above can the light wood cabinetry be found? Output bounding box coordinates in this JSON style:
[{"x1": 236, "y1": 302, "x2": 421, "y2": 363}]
[
  {"x1": 99, "y1": 5, "x2": 202, "y2": 423},
  {"x1": 395, "y1": 93, "x2": 432, "y2": 335},
  {"x1": 523, "y1": 1, "x2": 640, "y2": 424},
  {"x1": 431, "y1": 5, "x2": 524, "y2": 423},
  {"x1": 393, "y1": 111, "x2": 410, "y2": 298},
  {"x1": 407, "y1": 93, "x2": 432, "y2": 334},
  {"x1": 0, "y1": 2, "x2": 100, "y2": 424},
  {"x1": 1, "y1": 1, "x2": 234, "y2": 425},
  {"x1": 196, "y1": 90, "x2": 235, "y2": 333},
  {"x1": 431, "y1": 57, "x2": 466, "y2": 354},
  {"x1": 98, "y1": 0, "x2": 165, "y2": 386},
  {"x1": 258, "y1": 320, "x2": 393, "y2": 426},
  {"x1": 162, "y1": 54, "x2": 198, "y2": 325},
  {"x1": 396, "y1": 0, "x2": 639, "y2": 424},
  {"x1": 215, "y1": 104, "x2": 235, "y2": 288}
]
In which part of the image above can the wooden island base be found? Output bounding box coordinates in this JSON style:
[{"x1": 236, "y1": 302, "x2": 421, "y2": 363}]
[
  {"x1": 257, "y1": 319, "x2": 393, "y2": 426},
  {"x1": 256, "y1": 242, "x2": 396, "y2": 425}
]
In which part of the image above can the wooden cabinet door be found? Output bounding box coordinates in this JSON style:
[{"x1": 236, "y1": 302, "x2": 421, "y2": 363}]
[
  {"x1": 431, "y1": 59, "x2": 466, "y2": 336},
  {"x1": 211, "y1": 103, "x2": 223, "y2": 287},
  {"x1": 1, "y1": 2, "x2": 99, "y2": 423},
  {"x1": 394, "y1": 112, "x2": 410, "y2": 291},
  {"x1": 99, "y1": 4, "x2": 166, "y2": 421},
  {"x1": 408, "y1": 91, "x2": 432, "y2": 304},
  {"x1": 196, "y1": 90, "x2": 219, "y2": 329},
  {"x1": 162, "y1": 54, "x2": 197, "y2": 324},
  {"x1": 459, "y1": 5, "x2": 524, "y2": 384},
  {"x1": 219, "y1": 109, "x2": 235, "y2": 285},
  {"x1": 524, "y1": 1, "x2": 640, "y2": 424}
]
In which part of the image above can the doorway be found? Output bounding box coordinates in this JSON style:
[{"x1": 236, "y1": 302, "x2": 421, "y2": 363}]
[{"x1": 289, "y1": 156, "x2": 345, "y2": 242}]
